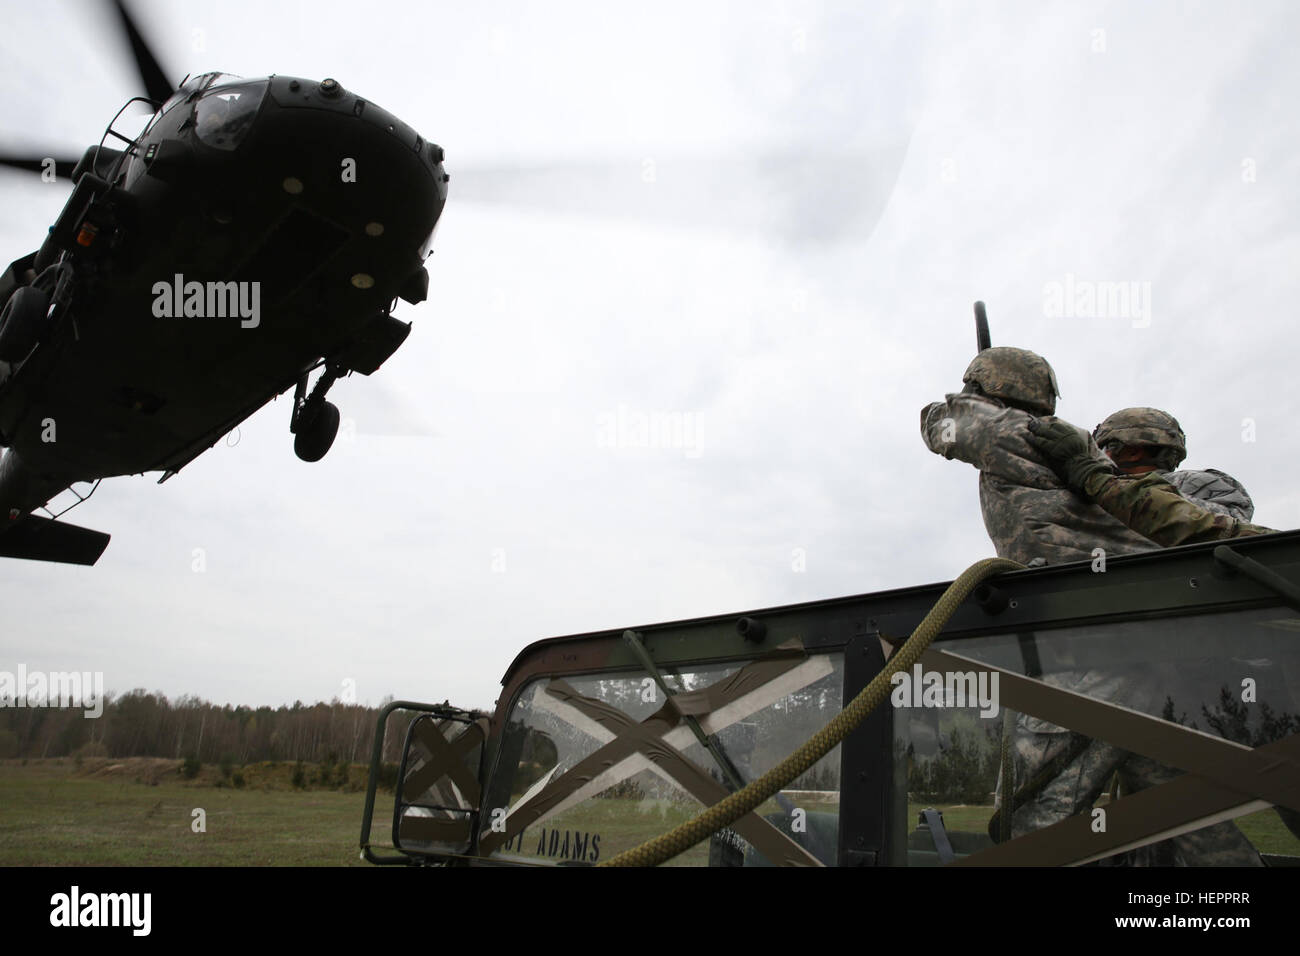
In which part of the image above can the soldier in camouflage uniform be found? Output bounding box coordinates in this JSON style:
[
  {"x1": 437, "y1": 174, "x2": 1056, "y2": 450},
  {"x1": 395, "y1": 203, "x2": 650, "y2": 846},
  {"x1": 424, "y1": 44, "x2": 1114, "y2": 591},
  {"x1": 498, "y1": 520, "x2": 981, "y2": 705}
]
[
  {"x1": 1026, "y1": 416, "x2": 1281, "y2": 860},
  {"x1": 920, "y1": 348, "x2": 1158, "y2": 565},
  {"x1": 1094, "y1": 407, "x2": 1255, "y2": 522},
  {"x1": 1027, "y1": 418, "x2": 1272, "y2": 547},
  {"x1": 922, "y1": 350, "x2": 1262, "y2": 863}
]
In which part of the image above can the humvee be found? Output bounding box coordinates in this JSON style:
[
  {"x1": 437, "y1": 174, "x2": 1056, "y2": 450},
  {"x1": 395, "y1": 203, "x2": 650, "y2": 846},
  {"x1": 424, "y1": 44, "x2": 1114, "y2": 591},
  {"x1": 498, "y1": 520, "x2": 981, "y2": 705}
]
[{"x1": 359, "y1": 530, "x2": 1300, "y2": 866}]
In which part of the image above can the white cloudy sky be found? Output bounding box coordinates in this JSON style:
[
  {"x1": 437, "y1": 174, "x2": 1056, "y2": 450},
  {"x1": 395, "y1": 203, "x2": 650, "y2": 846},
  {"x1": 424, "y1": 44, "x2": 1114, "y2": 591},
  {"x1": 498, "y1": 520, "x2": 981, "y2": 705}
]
[{"x1": 1, "y1": 0, "x2": 1297, "y2": 711}]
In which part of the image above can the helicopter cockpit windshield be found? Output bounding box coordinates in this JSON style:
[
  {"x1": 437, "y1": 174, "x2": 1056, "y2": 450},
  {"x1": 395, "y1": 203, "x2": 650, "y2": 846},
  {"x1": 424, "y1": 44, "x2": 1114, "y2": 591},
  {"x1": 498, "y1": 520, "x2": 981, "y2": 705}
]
[
  {"x1": 122, "y1": 74, "x2": 267, "y2": 187},
  {"x1": 149, "y1": 72, "x2": 219, "y2": 124},
  {"x1": 192, "y1": 78, "x2": 268, "y2": 151},
  {"x1": 137, "y1": 72, "x2": 228, "y2": 141}
]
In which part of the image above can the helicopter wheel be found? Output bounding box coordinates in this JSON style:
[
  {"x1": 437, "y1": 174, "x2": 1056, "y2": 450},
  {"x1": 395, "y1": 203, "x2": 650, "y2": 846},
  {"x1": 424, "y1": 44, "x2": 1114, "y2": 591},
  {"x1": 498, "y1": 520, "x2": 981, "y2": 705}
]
[
  {"x1": 293, "y1": 400, "x2": 341, "y2": 462},
  {"x1": 0, "y1": 286, "x2": 51, "y2": 363}
]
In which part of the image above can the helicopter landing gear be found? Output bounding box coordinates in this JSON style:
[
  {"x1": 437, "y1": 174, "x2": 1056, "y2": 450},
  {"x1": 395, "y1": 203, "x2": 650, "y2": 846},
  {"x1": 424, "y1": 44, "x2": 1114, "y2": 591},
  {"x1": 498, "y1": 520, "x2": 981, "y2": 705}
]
[
  {"x1": 290, "y1": 363, "x2": 344, "y2": 462},
  {"x1": 0, "y1": 286, "x2": 51, "y2": 363},
  {"x1": 294, "y1": 400, "x2": 340, "y2": 462}
]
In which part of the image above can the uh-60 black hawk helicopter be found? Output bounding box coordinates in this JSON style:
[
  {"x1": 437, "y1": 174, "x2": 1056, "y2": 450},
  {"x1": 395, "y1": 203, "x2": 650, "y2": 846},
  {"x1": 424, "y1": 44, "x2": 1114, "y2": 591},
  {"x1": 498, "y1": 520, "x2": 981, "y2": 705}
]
[{"x1": 0, "y1": 0, "x2": 447, "y2": 566}]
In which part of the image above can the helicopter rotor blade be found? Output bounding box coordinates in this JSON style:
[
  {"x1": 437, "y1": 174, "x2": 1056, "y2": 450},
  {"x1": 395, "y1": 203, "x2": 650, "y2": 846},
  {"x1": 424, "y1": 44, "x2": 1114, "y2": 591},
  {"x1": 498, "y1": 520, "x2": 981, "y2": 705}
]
[
  {"x1": 0, "y1": 154, "x2": 81, "y2": 181},
  {"x1": 110, "y1": 0, "x2": 175, "y2": 103},
  {"x1": 447, "y1": 142, "x2": 912, "y2": 245}
]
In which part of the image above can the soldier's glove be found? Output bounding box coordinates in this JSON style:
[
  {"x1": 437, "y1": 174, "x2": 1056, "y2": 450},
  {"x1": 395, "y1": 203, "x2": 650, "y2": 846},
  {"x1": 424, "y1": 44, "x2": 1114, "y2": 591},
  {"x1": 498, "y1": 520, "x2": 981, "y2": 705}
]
[{"x1": 1026, "y1": 418, "x2": 1112, "y2": 495}]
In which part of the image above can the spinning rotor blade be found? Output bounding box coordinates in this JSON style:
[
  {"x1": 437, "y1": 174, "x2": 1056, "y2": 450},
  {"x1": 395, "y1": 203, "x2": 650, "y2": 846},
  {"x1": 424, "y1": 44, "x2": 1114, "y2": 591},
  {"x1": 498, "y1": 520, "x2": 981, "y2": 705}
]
[
  {"x1": 449, "y1": 141, "x2": 912, "y2": 245},
  {"x1": 0, "y1": 154, "x2": 81, "y2": 180},
  {"x1": 1, "y1": 4, "x2": 173, "y2": 183},
  {"x1": 110, "y1": 0, "x2": 175, "y2": 103}
]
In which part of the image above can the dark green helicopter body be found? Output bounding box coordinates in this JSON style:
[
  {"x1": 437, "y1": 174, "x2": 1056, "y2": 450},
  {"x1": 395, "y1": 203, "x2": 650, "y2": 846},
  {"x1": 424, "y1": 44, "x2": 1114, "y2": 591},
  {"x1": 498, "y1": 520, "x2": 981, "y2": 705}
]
[{"x1": 0, "y1": 3, "x2": 447, "y2": 565}]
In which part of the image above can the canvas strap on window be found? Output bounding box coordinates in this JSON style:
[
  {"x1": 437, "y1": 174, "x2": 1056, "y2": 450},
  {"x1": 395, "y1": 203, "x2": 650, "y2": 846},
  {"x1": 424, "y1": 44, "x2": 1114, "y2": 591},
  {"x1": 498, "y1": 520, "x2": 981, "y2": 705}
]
[
  {"x1": 920, "y1": 647, "x2": 1300, "y2": 865},
  {"x1": 478, "y1": 641, "x2": 835, "y2": 865},
  {"x1": 396, "y1": 716, "x2": 488, "y2": 847}
]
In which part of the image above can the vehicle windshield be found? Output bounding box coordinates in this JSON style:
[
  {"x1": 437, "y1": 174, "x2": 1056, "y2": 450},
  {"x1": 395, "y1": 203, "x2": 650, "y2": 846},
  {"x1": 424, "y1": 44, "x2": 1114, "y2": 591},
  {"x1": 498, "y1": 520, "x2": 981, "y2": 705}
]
[
  {"x1": 894, "y1": 605, "x2": 1300, "y2": 865},
  {"x1": 477, "y1": 653, "x2": 845, "y2": 866}
]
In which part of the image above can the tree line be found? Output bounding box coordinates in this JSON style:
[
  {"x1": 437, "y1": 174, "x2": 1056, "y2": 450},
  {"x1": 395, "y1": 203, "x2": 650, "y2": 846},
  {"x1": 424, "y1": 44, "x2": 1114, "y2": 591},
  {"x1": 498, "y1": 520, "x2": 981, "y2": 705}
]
[{"x1": 0, "y1": 690, "x2": 424, "y2": 765}]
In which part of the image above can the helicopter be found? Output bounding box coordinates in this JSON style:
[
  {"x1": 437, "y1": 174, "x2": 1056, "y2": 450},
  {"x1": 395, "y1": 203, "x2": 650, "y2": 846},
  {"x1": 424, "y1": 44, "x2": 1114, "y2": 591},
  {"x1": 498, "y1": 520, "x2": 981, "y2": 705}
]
[{"x1": 0, "y1": 0, "x2": 447, "y2": 565}]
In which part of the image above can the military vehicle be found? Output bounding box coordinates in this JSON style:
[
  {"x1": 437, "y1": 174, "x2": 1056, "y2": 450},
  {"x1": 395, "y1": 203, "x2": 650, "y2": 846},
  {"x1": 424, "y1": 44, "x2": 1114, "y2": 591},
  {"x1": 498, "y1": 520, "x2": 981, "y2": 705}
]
[{"x1": 358, "y1": 528, "x2": 1300, "y2": 867}]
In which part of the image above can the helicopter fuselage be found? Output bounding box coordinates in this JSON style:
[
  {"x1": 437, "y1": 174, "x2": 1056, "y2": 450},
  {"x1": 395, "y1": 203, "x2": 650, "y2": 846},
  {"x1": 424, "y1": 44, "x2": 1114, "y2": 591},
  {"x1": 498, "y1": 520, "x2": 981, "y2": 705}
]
[{"x1": 0, "y1": 72, "x2": 447, "y2": 552}]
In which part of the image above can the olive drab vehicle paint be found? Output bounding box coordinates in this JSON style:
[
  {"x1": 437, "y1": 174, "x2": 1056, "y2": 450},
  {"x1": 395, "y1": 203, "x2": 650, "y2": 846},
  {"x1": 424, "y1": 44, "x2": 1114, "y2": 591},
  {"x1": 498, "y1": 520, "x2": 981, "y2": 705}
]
[
  {"x1": 360, "y1": 529, "x2": 1300, "y2": 867},
  {"x1": 358, "y1": 301, "x2": 1300, "y2": 867}
]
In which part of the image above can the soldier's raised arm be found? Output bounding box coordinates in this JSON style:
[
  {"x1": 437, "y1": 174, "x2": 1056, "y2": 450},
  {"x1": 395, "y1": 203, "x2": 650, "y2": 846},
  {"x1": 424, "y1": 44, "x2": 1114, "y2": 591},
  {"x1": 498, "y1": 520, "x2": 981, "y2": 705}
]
[
  {"x1": 1093, "y1": 407, "x2": 1257, "y2": 522},
  {"x1": 921, "y1": 393, "x2": 999, "y2": 465},
  {"x1": 921, "y1": 347, "x2": 1061, "y2": 473},
  {"x1": 1026, "y1": 418, "x2": 1275, "y2": 547}
]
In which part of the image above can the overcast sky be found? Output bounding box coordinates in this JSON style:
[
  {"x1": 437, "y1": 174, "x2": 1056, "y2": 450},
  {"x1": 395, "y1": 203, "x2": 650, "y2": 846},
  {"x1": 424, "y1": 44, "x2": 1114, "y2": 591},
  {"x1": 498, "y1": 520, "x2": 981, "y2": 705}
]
[{"x1": 2, "y1": 0, "x2": 1297, "y2": 712}]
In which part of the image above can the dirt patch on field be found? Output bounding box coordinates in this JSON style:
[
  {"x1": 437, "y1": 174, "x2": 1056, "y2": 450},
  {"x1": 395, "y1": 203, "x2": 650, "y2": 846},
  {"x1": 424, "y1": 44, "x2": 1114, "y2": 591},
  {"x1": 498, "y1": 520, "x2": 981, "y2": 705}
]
[{"x1": 76, "y1": 756, "x2": 178, "y2": 785}]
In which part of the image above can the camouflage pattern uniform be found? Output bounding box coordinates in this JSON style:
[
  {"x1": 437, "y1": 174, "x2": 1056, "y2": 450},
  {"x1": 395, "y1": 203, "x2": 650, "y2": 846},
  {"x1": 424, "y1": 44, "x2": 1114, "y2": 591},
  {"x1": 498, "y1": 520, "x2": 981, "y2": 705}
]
[
  {"x1": 1163, "y1": 469, "x2": 1254, "y2": 522},
  {"x1": 1094, "y1": 407, "x2": 1255, "y2": 522},
  {"x1": 1005, "y1": 720, "x2": 1267, "y2": 864},
  {"x1": 920, "y1": 350, "x2": 1158, "y2": 566},
  {"x1": 1079, "y1": 468, "x2": 1300, "y2": 842},
  {"x1": 924, "y1": 355, "x2": 1261, "y2": 863},
  {"x1": 1082, "y1": 470, "x2": 1271, "y2": 548},
  {"x1": 1023, "y1": 418, "x2": 1272, "y2": 863}
]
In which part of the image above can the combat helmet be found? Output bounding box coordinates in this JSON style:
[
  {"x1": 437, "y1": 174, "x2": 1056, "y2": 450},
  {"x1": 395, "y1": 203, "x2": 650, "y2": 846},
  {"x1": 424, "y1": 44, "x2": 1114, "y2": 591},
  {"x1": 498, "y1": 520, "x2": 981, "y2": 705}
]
[
  {"x1": 1093, "y1": 407, "x2": 1186, "y2": 469},
  {"x1": 962, "y1": 347, "x2": 1060, "y2": 415}
]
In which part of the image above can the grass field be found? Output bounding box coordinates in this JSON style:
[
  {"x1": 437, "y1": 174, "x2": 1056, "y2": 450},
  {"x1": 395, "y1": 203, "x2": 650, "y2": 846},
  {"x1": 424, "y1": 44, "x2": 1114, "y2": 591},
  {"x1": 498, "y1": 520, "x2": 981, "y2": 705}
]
[
  {"x1": 0, "y1": 758, "x2": 372, "y2": 866},
  {"x1": 2, "y1": 760, "x2": 1296, "y2": 865}
]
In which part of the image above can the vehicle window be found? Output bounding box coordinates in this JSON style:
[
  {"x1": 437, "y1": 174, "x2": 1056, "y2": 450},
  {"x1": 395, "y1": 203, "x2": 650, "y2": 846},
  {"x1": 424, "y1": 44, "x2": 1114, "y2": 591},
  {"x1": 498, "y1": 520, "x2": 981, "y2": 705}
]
[
  {"x1": 894, "y1": 606, "x2": 1300, "y2": 865},
  {"x1": 482, "y1": 651, "x2": 845, "y2": 866}
]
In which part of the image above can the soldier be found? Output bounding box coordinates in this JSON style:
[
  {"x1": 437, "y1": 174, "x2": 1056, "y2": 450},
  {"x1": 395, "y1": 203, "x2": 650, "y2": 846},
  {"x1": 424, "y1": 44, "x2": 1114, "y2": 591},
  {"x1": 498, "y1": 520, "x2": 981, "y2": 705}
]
[
  {"x1": 922, "y1": 349, "x2": 1261, "y2": 864},
  {"x1": 920, "y1": 347, "x2": 1158, "y2": 566},
  {"x1": 1029, "y1": 415, "x2": 1295, "y2": 853},
  {"x1": 1027, "y1": 417, "x2": 1272, "y2": 546},
  {"x1": 1093, "y1": 407, "x2": 1254, "y2": 522},
  {"x1": 921, "y1": 349, "x2": 1149, "y2": 853}
]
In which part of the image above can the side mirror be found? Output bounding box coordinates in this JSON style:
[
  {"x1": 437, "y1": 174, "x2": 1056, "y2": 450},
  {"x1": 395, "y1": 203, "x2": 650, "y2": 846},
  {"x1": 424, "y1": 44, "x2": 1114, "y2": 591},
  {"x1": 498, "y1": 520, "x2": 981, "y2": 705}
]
[{"x1": 360, "y1": 701, "x2": 488, "y2": 865}]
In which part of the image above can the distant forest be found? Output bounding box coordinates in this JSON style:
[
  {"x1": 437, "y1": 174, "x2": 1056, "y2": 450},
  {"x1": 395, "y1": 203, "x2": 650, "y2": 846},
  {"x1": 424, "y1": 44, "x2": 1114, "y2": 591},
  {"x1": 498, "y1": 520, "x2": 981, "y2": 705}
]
[{"x1": 0, "y1": 690, "x2": 453, "y2": 764}]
